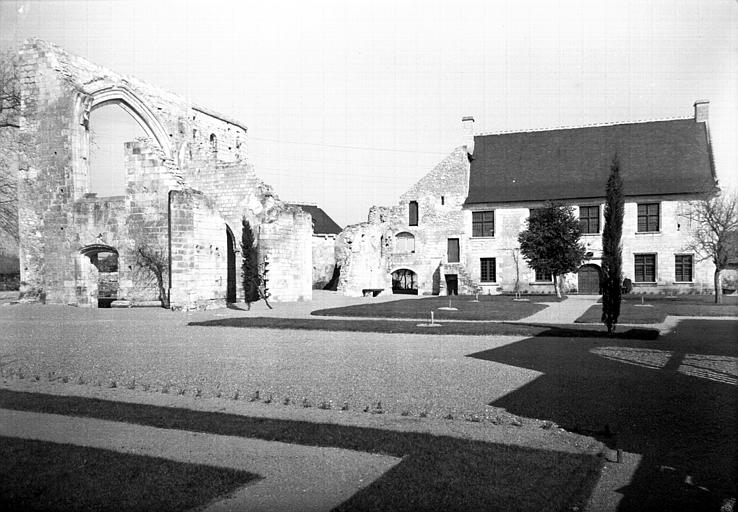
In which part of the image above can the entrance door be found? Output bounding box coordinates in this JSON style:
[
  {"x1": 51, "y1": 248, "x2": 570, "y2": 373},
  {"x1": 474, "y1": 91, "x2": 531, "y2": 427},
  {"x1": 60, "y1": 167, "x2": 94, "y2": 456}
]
[
  {"x1": 226, "y1": 227, "x2": 237, "y2": 302},
  {"x1": 445, "y1": 274, "x2": 458, "y2": 295},
  {"x1": 578, "y1": 265, "x2": 601, "y2": 294}
]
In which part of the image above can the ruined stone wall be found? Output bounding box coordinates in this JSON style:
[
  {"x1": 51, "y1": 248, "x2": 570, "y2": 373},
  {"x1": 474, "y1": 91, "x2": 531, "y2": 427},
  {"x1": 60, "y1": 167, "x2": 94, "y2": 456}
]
[
  {"x1": 8, "y1": 39, "x2": 311, "y2": 307},
  {"x1": 336, "y1": 147, "x2": 471, "y2": 296},
  {"x1": 311, "y1": 235, "x2": 337, "y2": 289},
  {"x1": 258, "y1": 207, "x2": 312, "y2": 302}
]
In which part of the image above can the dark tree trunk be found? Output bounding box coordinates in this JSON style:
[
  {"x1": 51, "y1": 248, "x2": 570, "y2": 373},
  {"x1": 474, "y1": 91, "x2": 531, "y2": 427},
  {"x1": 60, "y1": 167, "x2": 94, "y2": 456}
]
[{"x1": 714, "y1": 268, "x2": 722, "y2": 304}]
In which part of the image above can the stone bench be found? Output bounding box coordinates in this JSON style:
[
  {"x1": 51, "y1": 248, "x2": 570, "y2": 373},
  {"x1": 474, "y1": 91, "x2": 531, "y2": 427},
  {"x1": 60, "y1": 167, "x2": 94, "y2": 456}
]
[{"x1": 362, "y1": 288, "x2": 384, "y2": 297}]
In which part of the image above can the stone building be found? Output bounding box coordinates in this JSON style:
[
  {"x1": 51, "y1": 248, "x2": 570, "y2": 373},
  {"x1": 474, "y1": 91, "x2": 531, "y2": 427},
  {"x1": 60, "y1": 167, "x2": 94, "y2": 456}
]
[
  {"x1": 338, "y1": 102, "x2": 719, "y2": 296},
  {"x1": 4, "y1": 40, "x2": 312, "y2": 308}
]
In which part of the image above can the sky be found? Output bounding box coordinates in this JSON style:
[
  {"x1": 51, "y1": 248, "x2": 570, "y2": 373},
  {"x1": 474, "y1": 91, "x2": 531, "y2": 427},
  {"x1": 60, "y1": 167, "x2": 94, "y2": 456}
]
[{"x1": 1, "y1": 0, "x2": 736, "y2": 228}]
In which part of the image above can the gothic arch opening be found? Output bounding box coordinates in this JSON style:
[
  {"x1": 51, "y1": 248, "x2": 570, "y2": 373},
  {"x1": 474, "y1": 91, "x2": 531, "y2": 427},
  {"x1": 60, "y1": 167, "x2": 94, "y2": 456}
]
[
  {"x1": 88, "y1": 102, "x2": 147, "y2": 196},
  {"x1": 391, "y1": 268, "x2": 418, "y2": 295}
]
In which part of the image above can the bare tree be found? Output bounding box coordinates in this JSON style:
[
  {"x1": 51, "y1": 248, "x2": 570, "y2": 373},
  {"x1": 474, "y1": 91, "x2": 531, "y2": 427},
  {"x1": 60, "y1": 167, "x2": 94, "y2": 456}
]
[
  {"x1": 0, "y1": 49, "x2": 21, "y2": 241},
  {"x1": 683, "y1": 191, "x2": 738, "y2": 304},
  {"x1": 135, "y1": 243, "x2": 170, "y2": 308}
]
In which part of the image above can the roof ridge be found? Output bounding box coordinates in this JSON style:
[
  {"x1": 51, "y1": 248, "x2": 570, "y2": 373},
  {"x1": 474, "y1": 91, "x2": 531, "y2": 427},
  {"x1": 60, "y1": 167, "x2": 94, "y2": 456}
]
[{"x1": 475, "y1": 116, "x2": 692, "y2": 137}]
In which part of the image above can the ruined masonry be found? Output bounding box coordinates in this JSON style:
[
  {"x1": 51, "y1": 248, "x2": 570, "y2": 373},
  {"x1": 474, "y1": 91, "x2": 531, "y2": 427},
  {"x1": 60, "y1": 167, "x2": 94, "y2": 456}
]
[{"x1": 9, "y1": 40, "x2": 312, "y2": 309}]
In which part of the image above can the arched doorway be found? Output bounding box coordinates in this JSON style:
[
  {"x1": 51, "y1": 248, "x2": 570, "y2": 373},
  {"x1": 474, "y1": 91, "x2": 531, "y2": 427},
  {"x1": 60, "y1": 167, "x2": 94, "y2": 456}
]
[
  {"x1": 226, "y1": 226, "x2": 237, "y2": 303},
  {"x1": 578, "y1": 264, "x2": 602, "y2": 294},
  {"x1": 392, "y1": 269, "x2": 418, "y2": 295},
  {"x1": 80, "y1": 244, "x2": 119, "y2": 307}
]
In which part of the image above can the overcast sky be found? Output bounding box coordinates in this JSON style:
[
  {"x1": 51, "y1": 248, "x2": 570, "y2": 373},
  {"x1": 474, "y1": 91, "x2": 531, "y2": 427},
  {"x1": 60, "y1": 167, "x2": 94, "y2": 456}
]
[{"x1": 1, "y1": 0, "x2": 736, "y2": 228}]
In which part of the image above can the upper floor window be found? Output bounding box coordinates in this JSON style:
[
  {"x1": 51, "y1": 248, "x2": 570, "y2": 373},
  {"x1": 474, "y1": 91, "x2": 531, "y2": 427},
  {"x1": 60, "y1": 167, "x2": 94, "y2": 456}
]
[
  {"x1": 579, "y1": 205, "x2": 600, "y2": 234},
  {"x1": 409, "y1": 201, "x2": 418, "y2": 226},
  {"x1": 472, "y1": 211, "x2": 495, "y2": 237},
  {"x1": 480, "y1": 258, "x2": 496, "y2": 282},
  {"x1": 535, "y1": 268, "x2": 553, "y2": 282},
  {"x1": 634, "y1": 253, "x2": 656, "y2": 282},
  {"x1": 675, "y1": 255, "x2": 693, "y2": 282},
  {"x1": 447, "y1": 238, "x2": 460, "y2": 263},
  {"x1": 209, "y1": 133, "x2": 218, "y2": 155},
  {"x1": 395, "y1": 232, "x2": 415, "y2": 253},
  {"x1": 637, "y1": 203, "x2": 660, "y2": 232}
]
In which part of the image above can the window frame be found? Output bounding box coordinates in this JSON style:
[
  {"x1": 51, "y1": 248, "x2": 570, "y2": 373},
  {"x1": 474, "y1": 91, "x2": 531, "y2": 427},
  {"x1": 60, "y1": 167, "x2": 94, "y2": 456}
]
[
  {"x1": 674, "y1": 254, "x2": 693, "y2": 282},
  {"x1": 534, "y1": 268, "x2": 554, "y2": 282},
  {"x1": 480, "y1": 257, "x2": 496, "y2": 283},
  {"x1": 409, "y1": 201, "x2": 419, "y2": 226},
  {"x1": 447, "y1": 238, "x2": 460, "y2": 263},
  {"x1": 472, "y1": 210, "x2": 495, "y2": 238},
  {"x1": 634, "y1": 253, "x2": 657, "y2": 283},
  {"x1": 637, "y1": 203, "x2": 660, "y2": 233},
  {"x1": 579, "y1": 205, "x2": 600, "y2": 234},
  {"x1": 394, "y1": 232, "x2": 416, "y2": 254}
]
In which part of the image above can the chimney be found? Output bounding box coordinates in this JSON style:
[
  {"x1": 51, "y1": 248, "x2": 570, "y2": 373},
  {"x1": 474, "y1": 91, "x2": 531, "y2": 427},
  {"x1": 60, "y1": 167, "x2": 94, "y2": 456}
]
[
  {"x1": 694, "y1": 100, "x2": 709, "y2": 123},
  {"x1": 462, "y1": 116, "x2": 475, "y2": 156}
]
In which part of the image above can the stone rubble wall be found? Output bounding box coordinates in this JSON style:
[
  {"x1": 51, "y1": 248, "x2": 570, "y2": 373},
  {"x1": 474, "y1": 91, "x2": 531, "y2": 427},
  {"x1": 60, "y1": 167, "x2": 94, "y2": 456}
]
[
  {"x1": 7, "y1": 39, "x2": 311, "y2": 308},
  {"x1": 311, "y1": 235, "x2": 337, "y2": 289}
]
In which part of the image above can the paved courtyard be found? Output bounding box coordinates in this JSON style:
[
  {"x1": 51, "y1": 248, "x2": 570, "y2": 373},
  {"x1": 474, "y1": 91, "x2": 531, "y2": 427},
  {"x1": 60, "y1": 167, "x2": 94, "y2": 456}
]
[{"x1": 1, "y1": 291, "x2": 736, "y2": 510}]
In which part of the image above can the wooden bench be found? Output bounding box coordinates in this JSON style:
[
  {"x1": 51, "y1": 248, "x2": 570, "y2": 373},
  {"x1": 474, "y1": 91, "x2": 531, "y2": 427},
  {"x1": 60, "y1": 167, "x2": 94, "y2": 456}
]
[{"x1": 362, "y1": 288, "x2": 384, "y2": 297}]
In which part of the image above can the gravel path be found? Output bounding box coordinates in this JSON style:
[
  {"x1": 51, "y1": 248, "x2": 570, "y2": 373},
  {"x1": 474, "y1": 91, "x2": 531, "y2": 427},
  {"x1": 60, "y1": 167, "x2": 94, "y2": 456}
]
[{"x1": 1, "y1": 304, "x2": 541, "y2": 419}]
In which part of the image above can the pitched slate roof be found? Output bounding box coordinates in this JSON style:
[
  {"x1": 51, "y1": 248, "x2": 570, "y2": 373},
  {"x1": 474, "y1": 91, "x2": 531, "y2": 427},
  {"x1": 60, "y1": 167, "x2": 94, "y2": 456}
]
[
  {"x1": 465, "y1": 118, "x2": 716, "y2": 205},
  {"x1": 292, "y1": 204, "x2": 342, "y2": 235}
]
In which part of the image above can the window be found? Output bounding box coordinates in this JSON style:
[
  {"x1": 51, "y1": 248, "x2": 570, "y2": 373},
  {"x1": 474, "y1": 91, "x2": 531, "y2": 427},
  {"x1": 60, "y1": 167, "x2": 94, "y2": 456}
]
[
  {"x1": 480, "y1": 258, "x2": 496, "y2": 282},
  {"x1": 535, "y1": 268, "x2": 553, "y2": 282},
  {"x1": 579, "y1": 205, "x2": 600, "y2": 234},
  {"x1": 472, "y1": 211, "x2": 495, "y2": 237},
  {"x1": 637, "y1": 203, "x2": 660, "y2": 232},
  {"x1": 409, "y1": 201, "x2": 418, "y2": 226},
  {"x1": 675, "y1": 255, "x2": 693, "y2": 282},
  {"x1": 209, "y1": 133, "x2": 218, "y2": 155},
  {"x1": 447, "y1": 238, "x2": 460, "y2": 263},
  {"x1": 634, "y1": 254, "x2": 656, "y2": 282},
  {"x1": 395, "y1": 232, "x2": 415, "y2": 253},
  {"x1": 441, "y1": 196, "x2": 445, "y2": 205}
]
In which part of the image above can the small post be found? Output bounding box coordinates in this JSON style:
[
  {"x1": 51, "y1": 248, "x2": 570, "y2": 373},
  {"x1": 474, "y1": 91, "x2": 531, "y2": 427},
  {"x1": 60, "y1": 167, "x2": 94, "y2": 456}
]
[
  {"x1": 431, "y1": 311, "x2": 434, "y2": 325},
  {"x1": 616, "y1": 449, "x2": 623, "y2": 463},
  {"x1": 641, "y1": 296, "x2": 644, "y2": 305}
]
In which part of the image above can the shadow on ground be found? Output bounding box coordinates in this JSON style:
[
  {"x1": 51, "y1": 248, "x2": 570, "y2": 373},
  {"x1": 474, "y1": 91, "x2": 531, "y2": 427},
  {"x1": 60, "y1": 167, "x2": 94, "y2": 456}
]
[
  {"x1": 0, "y1": 388, "x2": 602, "y2": 512},
  {"x1": 468, "y1": 318, "x2": 738, "y2": 511},
  {"x1": 188, "y1": 316, "x2": 660, "y2": 339}
]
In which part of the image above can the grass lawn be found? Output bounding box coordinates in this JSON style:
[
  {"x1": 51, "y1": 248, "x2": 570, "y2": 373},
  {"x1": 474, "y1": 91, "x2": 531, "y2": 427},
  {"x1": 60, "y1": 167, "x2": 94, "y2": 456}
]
[
  {"x1": 0, "y1": 435, "x2": 258, "y2": 512},
  {"x1": 576, "y1": 294, "x2": 738, "y2": 324},
  {"x1": 0, "y1": 389, "x2": 603, "y2": 512},
  {"x1": 312, "y1": 294, "x2": 562, "y2": 321},
  {"x1": 189, "y1": 316, "x2": 659, "y2": 339}
]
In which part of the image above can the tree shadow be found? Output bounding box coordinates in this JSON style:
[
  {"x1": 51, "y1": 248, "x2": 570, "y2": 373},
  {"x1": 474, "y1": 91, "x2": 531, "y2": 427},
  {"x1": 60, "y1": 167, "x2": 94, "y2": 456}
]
[{"x1": 468, "y1": 318, "x2": 738, "y2": 510}]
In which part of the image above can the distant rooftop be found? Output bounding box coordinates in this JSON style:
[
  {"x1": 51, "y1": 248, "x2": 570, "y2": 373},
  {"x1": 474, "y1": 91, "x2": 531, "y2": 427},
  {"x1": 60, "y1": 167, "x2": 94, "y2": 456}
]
[{"x1": 291, "y1": 204, "x2": 342, "y2": 235}]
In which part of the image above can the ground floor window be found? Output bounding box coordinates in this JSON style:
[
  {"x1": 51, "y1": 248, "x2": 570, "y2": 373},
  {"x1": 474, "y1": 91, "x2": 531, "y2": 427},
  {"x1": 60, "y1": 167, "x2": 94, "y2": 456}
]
[
  {"x1": 535, "y1": 268, "x2": 553, "y2": 282},
  {"x1": 634, "y1": 253, "x2": 656, "y2": 282},
  {"x1": 675, "y1": 255, "x2": 693, "y2": 282},
  {"x1": 480, "y1": 258, "x2": 496, "y2": 282}
]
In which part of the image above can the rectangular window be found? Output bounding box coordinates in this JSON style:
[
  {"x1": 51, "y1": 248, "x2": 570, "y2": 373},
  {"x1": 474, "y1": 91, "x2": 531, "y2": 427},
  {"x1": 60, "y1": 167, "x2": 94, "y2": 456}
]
[
  {"x1": 535, "y1": 268, "x2": 553, "y2": 282},
  {"x1": 637, "y1": 203, "x2": 660, "y2": 232},
  {"x1": 480, "y1": 258, "x2": 496, "y2": 282},
  {"x1": 579, "y1": 205, "x2": 600, "y2": 234},
  {"x1": 447, "y1": 238, "x2": 460, "y2": 263},
  {"x1": 409, "y1": 201, "x2": 418, "y2": 226},
  {"x1": 634, "y1": 254, "x2": 656, "y2": 282},
  {"x1": 675, "y1": 255, "x2": 693, "y2": 282},
  {"x1": 472, "y1": 211, "x2": 495, "y2": 237}
]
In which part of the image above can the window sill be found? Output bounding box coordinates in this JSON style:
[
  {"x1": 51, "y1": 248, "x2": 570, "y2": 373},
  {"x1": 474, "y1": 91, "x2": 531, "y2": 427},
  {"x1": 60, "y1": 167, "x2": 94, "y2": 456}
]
[
  {"x1": 471, "y1": 236, "x2": 495, "y2": 240},
  {"x1": 633, "y1": 282, "x2": 657, "y2": 286},
  {"x1": 635, "y1": 231, "x2": 661, "y2": 235},
  {"x1": 673, "y1": 281, "x2": 694, "y2": 285},
  {"x1": 582, "y1": 232, "x2": 600, "y2": 236},
  {"x1": 480, "y1": 282, "x2": 497, "y2": 285},
  {"x1": 529, "y1": 282, "x2": 555, "y2": 285}
]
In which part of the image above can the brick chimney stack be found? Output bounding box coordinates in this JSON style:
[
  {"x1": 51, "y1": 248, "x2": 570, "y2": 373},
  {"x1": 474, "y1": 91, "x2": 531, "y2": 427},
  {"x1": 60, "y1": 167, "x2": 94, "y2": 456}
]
[
  {"x1": 462, "y1": 116, "x2": 475, "y2": 156},
  {"x1": 694, "y1": 100, "x2": 709, "y2": 123}
]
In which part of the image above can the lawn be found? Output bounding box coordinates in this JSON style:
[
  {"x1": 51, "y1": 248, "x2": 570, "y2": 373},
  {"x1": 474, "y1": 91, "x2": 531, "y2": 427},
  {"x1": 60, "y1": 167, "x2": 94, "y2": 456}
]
[
  {"x1": 0, "y1": 435, "x2": 258, "y2": 511},
  {"x1": 312, "y1": 294, "x2": 562, "y2": 321},
  {"x1": 576, "y1": 294, "x2": 738, "y2": 324},
  {"x1": 0, "y1": 389, "x2": 604, "y2": 512}
]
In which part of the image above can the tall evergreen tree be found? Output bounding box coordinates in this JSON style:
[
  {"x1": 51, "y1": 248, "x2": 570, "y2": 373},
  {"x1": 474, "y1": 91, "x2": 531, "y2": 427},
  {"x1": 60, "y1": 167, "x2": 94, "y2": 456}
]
[
  {"x1": 241, "y1": 218, "x2": 259, "y2": 306},
  {"x1": 601, "y1": 155, "x2": 625, "y2": 334}
]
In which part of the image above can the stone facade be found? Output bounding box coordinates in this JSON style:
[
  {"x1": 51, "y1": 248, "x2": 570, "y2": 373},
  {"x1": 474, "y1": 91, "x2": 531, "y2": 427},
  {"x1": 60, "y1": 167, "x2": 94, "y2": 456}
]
[
  {"x1": 5, "y1": 39, "x2": 311, "y2": 308},
  {"x1": 338, "y1": 110, "x2": 720, "y2": 297}
]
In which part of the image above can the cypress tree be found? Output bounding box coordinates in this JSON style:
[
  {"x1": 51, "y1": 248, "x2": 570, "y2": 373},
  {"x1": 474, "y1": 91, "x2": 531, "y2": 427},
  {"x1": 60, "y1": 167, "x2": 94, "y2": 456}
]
[
  {"x1": 601, "y1": 155, "x2": 625, "y2": 334},
  {"x1": 241, "y1": 218, "x2": 259, "y2": 307}
]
